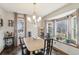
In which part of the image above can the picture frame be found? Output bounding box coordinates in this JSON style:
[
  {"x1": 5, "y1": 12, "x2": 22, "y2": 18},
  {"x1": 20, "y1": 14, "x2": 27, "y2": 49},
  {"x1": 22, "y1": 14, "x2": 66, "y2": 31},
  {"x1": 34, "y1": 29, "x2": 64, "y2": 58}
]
[
  {"x1": 8, "y1": 20, "x2": 14, "y2": 27},
  {"x1": 0, "y1": 18, "x2": 3, "y2": 27}
]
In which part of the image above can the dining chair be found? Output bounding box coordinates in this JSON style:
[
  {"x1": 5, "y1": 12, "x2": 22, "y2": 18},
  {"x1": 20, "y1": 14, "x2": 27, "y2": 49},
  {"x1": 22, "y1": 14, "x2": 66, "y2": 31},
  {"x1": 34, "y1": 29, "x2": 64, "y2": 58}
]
[
  {"x1": 19, "y1": 37, "x2": 30, "y2": 55},
  {"x1": 44, "y1": 39, "x2": 53, "y2": 55}
]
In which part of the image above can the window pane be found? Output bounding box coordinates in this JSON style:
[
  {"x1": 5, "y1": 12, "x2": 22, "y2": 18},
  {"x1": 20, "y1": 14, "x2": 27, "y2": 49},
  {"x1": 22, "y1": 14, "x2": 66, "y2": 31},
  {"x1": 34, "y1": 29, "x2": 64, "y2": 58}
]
[
  {"x1": 56, "y1": 19, "x2": 67, "y2": 43},
  {"x1": 71, "y1": 16, "x2": 77, "y2": 44},
  {"x1": 47, "y1": 22, "x2": 53, "y2": 39}
]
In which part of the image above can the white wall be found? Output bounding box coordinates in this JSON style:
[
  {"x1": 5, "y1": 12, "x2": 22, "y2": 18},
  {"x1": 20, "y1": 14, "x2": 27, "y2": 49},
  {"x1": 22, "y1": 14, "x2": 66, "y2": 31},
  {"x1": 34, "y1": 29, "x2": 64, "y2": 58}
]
[
  {"x1": 0, "y1": 8, "x2": 14, "y2": 33},
  {"x1": 0, "y1": 30, "x2": 4, "y2": 53},
  {"x1": 5, "y1": 11, "x2": 14, "y2": 32},
  {"x1": 0, "y1": 8, "x2": 14, "y2": 53}
]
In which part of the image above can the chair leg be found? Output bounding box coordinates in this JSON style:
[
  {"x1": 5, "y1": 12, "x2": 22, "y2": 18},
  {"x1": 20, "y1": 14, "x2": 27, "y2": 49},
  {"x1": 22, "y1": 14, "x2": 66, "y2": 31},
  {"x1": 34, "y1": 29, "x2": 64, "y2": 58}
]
[
  {"x1": 21, "y1": 48, "x2": 28, "y2": 55},
  {"x1": 22, "y1": 49, "x2": 25, "y2": 55}
]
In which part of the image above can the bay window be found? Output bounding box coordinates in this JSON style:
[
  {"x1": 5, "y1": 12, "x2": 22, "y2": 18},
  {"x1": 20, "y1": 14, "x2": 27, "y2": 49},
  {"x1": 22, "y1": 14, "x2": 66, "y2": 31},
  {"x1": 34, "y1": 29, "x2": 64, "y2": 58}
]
[{"x1": 45, "y1": 10, "x2": 78, "y2": 47}]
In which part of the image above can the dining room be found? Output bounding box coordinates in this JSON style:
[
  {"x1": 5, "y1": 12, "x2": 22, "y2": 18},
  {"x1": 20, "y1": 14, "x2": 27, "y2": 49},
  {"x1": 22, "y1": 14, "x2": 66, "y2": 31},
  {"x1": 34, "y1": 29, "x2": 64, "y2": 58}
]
[{"x1": 1, "y1": 3, "x2": 79, "y2": 55}]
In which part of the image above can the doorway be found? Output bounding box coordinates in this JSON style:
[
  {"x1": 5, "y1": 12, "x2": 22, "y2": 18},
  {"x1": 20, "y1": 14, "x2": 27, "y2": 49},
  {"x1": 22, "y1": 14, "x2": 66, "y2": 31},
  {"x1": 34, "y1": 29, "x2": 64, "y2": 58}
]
[{"x1": 17, "y1": 18, "x2": 25, "y2": 46}]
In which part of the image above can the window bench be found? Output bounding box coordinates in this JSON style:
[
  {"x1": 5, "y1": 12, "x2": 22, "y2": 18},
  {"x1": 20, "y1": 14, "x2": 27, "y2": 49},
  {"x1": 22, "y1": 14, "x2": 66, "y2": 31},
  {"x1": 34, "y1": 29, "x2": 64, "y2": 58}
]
[{"x1": 53, "y1": 40, "x2": 79, "y2": 55}]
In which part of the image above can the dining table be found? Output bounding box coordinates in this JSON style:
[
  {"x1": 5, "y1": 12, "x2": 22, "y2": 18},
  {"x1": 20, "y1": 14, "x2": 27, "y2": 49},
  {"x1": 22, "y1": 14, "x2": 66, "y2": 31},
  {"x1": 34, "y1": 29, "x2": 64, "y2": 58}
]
[{"x1": 23, "y1": 37, "x2": 44, "y2": 54}]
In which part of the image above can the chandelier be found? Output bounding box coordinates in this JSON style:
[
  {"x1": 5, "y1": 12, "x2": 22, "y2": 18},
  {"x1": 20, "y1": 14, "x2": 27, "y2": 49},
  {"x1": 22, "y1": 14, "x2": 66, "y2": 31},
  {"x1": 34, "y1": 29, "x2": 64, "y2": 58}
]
[{"x1": 27, "y1": 3, "x2": 42, "y2": 24}]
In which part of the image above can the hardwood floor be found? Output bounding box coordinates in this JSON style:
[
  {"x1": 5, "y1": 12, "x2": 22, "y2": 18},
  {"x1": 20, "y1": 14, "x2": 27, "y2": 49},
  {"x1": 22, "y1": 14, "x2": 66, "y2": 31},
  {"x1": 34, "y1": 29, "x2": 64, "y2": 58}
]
[
  {"x1": 1, "y1": 46, "x2": 21, "y2": 55},
  {"x1": 1, "y1": 46, "x2": 66, "y2": 55}
]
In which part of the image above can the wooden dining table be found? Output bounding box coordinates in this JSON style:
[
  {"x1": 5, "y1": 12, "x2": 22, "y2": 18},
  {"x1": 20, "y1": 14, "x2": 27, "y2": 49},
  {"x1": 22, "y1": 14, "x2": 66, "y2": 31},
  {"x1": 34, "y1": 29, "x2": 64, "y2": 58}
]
[{"x1": 23, "y1": 37, "x2": 44, "y2": 54}]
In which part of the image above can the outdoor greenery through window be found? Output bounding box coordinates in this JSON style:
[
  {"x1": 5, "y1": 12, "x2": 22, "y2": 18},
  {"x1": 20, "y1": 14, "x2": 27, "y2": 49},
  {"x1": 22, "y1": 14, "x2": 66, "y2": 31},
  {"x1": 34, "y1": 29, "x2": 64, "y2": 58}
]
[{"x1": 55, "y1": 19, "x2": 68, "y2": 43}]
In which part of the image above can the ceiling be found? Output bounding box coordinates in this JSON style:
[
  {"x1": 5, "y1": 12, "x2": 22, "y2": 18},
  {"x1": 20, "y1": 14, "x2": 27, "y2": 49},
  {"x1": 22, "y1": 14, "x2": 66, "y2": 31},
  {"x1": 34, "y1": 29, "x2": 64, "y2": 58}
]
[{"x1": 0, "y1": 3, "x2": 67, "y2": 17}]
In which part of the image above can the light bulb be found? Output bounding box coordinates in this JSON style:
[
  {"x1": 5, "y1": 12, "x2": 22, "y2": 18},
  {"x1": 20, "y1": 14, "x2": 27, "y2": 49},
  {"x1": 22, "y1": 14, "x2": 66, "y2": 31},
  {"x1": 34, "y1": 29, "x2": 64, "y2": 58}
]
[
  {"x1": 27, "y1": 17, "x2": 31, "y2": 22},
  {"x1": 37, "y1": 17, "x2": 42, "y2": 22},
  {"x1": 33, "y1": 15, "x2": 36, "y2": 20}
]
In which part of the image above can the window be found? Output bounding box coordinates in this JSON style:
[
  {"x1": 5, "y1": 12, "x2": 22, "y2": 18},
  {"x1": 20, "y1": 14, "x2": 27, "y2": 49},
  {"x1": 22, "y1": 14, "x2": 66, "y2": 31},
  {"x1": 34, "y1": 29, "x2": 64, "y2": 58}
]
[
  {"x1": 55, "y1": 19, "x2": 68, "y2": 43},
  {"x1": 71, "y1": 16, "x2": 77, "y2": 44},
  {"x1": 47, "y1": 22, "x2": 53, "y2": 39}
]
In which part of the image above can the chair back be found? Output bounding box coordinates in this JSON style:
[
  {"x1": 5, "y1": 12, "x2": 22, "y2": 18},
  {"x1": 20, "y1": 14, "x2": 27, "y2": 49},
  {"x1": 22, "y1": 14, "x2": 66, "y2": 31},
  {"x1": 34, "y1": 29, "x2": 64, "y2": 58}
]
[
  {"x1": 19, "y1": 37, "x2": 27, "y2": 55},
  {"x1": 19, "y1": 37, "x2": 30, "y2": 55},
  {"x1": 44, "y1": 39, "x2": 53, "y2": 55}
]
